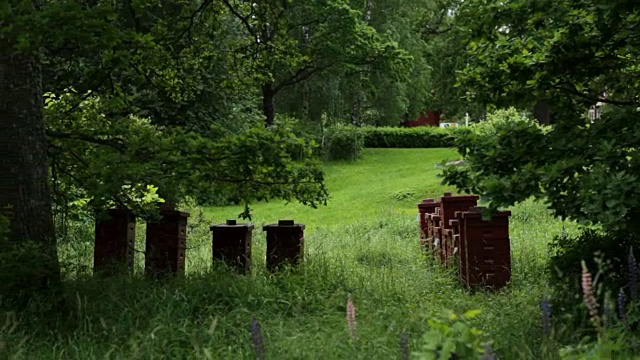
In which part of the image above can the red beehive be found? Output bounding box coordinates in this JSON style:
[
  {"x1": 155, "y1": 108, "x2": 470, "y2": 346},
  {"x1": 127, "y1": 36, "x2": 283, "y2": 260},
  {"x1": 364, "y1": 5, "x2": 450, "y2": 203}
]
[
  {"x1": 263, "y1": 220, "x2": 305, "y2": 271},
  {"x1": 439, "y1": 192, "x2": 479, "y2": 262},
  {"x1": 428, "y1": 208, "x2": 444, "y2": 261},
  {"x1": 444, "y1": 218, "x2": 463, "y2": 268},
  {"x1": 417, "y1": 199, "x2": 440, "y2": 252},
  {"x1": 145, "y1": 210, "x2": 189, "y2": 279},
  {"x1": 94, "y1": 208, "x2": 135, "y2": 275},
  {"x1": 458, "y1": 207, "x2": 512, "y2": 290},
  {"x1": 210, "y1": 219, "x2": 254, "y2": 274}
]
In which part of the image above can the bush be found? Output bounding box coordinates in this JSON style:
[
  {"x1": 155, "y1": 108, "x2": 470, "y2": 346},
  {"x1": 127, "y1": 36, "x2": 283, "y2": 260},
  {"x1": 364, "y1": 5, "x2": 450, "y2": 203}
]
[
  {"x1": 467, "y1": 107, "x2": 549, "y2": 136},
  {"x1": 322, "y1": 124, "x2": 364, "y2": 161},
  {"x1": 413, "y1": 309, "x2": 494, "y2": 359},
  {"x1": 361, "y1": 126, "x2": 458, "y2": 148},
  {"x1": 547, "y1": 228, "x2": 640, "y2": 333}
]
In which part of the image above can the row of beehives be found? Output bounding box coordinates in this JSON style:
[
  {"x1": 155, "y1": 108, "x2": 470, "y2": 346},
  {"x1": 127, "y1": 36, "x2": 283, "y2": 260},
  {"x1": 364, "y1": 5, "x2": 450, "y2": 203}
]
[
  {"x1": 93, "y1": 209, "x2": 305, "y2": 278},
  {"x1": 418, "y1": 192, "x2": 512, "y2": 290}
]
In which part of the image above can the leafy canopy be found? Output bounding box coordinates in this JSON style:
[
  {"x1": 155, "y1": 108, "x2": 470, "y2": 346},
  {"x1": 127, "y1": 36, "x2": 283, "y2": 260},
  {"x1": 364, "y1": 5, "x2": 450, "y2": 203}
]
[{"x1": 441, "y1": 0, "x2": 640, "y2": 232}]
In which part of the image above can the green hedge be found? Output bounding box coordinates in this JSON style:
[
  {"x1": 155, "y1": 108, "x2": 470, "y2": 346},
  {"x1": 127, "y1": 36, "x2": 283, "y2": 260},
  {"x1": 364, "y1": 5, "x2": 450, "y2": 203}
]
[
  {"x1": 323, "y1": 124, "x2": 365, "y2": 161},
  {"x1": 361, "y1": 126, "x2": 459, "y2": 148}
]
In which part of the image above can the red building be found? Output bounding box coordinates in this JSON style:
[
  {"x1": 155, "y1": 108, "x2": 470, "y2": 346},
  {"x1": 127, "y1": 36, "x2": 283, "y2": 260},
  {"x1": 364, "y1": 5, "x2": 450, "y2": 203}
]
[{"x1": 402, "y1": 111, "x2": 441, "y2": 127}]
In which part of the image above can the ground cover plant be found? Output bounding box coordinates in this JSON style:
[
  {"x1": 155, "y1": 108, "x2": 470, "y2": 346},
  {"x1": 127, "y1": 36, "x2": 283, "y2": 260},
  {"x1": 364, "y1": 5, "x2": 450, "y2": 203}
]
[{"x1": 2, "y1": 149, "x2": 584, "y2": 359}]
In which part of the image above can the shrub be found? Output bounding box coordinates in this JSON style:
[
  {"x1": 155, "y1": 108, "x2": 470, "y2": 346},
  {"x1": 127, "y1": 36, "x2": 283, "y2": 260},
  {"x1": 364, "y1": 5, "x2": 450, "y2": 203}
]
[
  {"x1": 322, "y1": 124, "x2": 364, "y2": 161},
  {"x1": 413, "y1": 309, "x2": 493, "y2": 359},
  {"x1": 467, "y1": 107, "x2": 549, "y2": 137},
  {"x1": 547, "y1": 229, "x2": 640, "y2": 333},
  {"x1": 361, "y1": 126, "x2": 458, "y2": 148},
  {"x1": 440, "y1": 108, "x2": 551, "y2": 209}
]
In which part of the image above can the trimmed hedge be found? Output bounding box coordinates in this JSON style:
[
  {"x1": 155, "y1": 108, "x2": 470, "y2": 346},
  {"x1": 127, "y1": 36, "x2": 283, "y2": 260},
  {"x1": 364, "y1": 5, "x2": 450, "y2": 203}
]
[
  {"x1": 361, "y1": 126, "x2": 459, "y2": 148},
  {"x1": 323, "y1": 124, "x2": 365, "y2": 161}
]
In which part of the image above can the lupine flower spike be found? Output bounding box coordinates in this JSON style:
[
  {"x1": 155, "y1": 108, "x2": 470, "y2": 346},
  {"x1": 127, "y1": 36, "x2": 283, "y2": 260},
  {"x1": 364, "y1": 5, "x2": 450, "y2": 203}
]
[
  {"x1": 629, "y1": 247, "x2": 638, "y2": 301},
  {"x1": 346, "y1": 294, "x2": 357, "y2": 341},
  {"x1": 581, "y1": 261, "x2": 601, "y2": 329},
  {"x1": 603, "y1": 300, "x2": 611, "y2": 327},
  {"x1": 540, "y1": 296, "x2": 552, "y2": 337},
  {"x1": 481, "y1": 344, "x2": 497, "y2": 360},
  {"x1": 399, "y1": 333, "x2": 409, "y2": 360},
  {"x1": 618, "y1": 288, "x2": 626, "y2": 322},
  {"x1": 251, "y1": 316, "x2": 265, "y2": 360}
]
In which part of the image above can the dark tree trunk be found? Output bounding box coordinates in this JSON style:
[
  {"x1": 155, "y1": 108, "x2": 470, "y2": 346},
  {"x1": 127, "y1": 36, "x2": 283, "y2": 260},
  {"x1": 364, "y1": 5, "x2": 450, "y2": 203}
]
[
  {"x1": 262, "y1": 83, "x2": 276, "y2": 127},
  {"x1": 533, "y1": 99, "x2": 554, "y2": 125},
  {"x1": 0, "y1": 45, "x2": 61, "y2": 294}
]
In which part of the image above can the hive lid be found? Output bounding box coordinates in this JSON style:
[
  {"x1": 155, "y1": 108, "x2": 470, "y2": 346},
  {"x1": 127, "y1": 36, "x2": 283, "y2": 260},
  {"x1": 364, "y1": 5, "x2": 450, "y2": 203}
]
[
  {"x1": 209, "y1": 219, "x2": 254, "y2": 230},
  {"x1": 262, "y1": 220, "x2": 305, "y2": 230},
  {"x1": 460, "y1": 207, "x2": 511, "y2": 219}
]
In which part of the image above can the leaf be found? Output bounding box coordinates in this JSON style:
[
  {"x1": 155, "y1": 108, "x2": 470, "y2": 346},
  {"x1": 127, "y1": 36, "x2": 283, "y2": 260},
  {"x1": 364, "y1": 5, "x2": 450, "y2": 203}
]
[{"x1": 462, "y1": 309, "x2": 482, "y2": 319}]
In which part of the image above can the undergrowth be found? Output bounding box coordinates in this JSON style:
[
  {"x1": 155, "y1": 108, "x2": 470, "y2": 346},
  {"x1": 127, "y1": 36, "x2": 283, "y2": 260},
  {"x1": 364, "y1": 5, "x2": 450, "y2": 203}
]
[{"x1": 2, "y1": 200, "x2": 569, "y2": 359}]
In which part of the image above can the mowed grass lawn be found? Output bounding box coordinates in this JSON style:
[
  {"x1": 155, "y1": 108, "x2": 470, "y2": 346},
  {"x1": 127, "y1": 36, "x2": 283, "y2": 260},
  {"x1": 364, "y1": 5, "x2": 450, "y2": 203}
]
[{"x1": 9, "y1": 149, "x2": 577, "y2": 359}]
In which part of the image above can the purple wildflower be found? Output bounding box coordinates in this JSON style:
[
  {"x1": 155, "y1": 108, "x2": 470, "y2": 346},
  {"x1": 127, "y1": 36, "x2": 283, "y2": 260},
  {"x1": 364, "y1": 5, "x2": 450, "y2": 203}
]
[
  {"x1": 540, "y1": 297, "x2": 552, "y2": 337},
  {"x1": 251, "y1": 316, "x2": 265, "y2": 360},
  {"x1": 618, "y1": 288, "x2": 626, "y2": 321},
  {"x1": 400, "y1": 333, "x2": 409, "y2": 360},
  {"x1": 346, "y1": 294, "x2": 357, "y2": 341},
  {"x1": 629, "y1": 247, "x2": 638, "y2": 300},
  {"x1": 581, "y1": 261, "x2": 601, "y2": 328},
  {"x1": 603, "y1": 302, "x2": 611, "y2": 326},
  {"x1": 481, "y1": 344, "x2": 497, "y2": 360}
]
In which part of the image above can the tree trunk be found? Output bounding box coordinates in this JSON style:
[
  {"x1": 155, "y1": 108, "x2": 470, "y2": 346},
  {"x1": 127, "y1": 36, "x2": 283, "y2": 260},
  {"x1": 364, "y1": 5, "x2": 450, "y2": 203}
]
[
  {"x1": 533, "y1": 99, "x2": 554, "y2": 125},
  {"x1": 0, "y1": 47, "x2": 61, "y2": 294},
  {"x1": 262, "y1": 83, "x2": 276, "y2": 127},
  {"x1": 351, "y1": 91, "x2": 363, "y2": 126},
  {"x1": 301, "y1": 82, "x2": 310, "y2": 122}
]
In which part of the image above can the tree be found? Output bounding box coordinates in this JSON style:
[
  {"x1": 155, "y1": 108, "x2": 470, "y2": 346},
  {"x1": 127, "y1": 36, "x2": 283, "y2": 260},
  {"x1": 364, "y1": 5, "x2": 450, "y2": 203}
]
[
  {"x1": 220, "y1": 0, "x2": 412, "y2": 126},
  {"x1": 441, "y1": 0, "x2": 640, "y2": 232},
  {"x1": 455, "y1": 0, "x2": 640, "y2": 116},
  {"x1": 0, "y1": 0, "x2": 335, "y2": 293},
  {"x1": 1, "y1": 0, "x2": 61, "y2": 295}
]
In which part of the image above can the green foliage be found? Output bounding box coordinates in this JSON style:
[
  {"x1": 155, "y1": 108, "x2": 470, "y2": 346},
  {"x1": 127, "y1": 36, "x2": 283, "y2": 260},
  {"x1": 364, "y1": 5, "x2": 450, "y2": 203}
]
[
  {"x1": 322, "y1": 124, "x2": 364, "y2": 161},
  {"x1": 3, "y1": 194, "x2": 559, "y2": 358},
  {"x1": 439, "y1": 0, "x2": 640, "y2": 231},
  {"x1": 558, "y1": 303, "x2": 640, "y2": 359},
  {"x1": 274, "y1": 0, "x2": 448, "y2": 125},
  {"x1": 547, "y1": 229, "x2": 640, "y2": 327},
  {"x1": 0, "y1": 234, "x2": 59, "y2": 301},
  {"x1": 44, "y1": 89, "x2": 327, "y2": 218},
  {"x1": 455, "y1": 0, "x2": 640, "y2": 112},
  {"x1": 208, "y1": 148, "x2": 460, "y2": 227},
  {"x1": 361, "y1": 126, "x2": 458, "y2": 148},
  {"x1": 436, "y1": 0, "x2": 640, "y2": 228},
  {"x1": 465, "y1": 107, "x2": 548, "y2": 136},
  {"x1": 551, "y1": 259, "x2": 640, "y2": 359},
  {"x1": 442, "y1": 105, "x2": 640, "y2": 233},
  {"x1": 413, "y1": 310, "x2": 490, "y2": 360}
]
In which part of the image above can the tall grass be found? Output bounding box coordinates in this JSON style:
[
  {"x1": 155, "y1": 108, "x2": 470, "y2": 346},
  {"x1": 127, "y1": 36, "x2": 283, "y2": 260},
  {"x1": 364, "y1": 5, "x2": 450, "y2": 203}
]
[{"x1": 1, "y1": 149, "x2": 575, "y2": 359}]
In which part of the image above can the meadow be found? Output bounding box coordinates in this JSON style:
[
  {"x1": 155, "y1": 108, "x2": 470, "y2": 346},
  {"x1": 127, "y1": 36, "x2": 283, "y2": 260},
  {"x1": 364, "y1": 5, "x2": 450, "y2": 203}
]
[{"x1": 3, "y1": 148, "x2": 578, "y2": 359}]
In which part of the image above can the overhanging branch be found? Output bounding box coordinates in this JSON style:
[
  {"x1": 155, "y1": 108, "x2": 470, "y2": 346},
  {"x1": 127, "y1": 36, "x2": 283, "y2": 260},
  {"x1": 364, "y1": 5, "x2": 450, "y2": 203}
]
[
  {"x1": 273, "y1": 62, "x2": 335, "y2": 93},
  {"x1": 46, "y1": 130, "x2": 127, "y2": 153},
  {"x1": 554, "y1": 84, "x2": 639, "y2": 106}
]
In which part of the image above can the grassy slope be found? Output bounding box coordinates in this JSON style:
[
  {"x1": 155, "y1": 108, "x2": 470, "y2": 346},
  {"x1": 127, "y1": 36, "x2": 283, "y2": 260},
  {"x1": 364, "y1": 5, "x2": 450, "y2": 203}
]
[
  {"x1": 6, "y1": 149, "x2": 579, "y2": 359},
  {"x1": 205, "y1": 148, "x2": 461, "y2": 229}
]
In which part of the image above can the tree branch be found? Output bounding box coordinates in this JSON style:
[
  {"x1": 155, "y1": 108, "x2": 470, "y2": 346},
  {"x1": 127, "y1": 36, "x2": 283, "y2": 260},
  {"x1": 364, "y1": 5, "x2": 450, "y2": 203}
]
[
  {"x1": 170, "y1": 0, "x2": 214, "y2": 45},
  {"x1": 219, "y1": 0, "x2": 260, "y2": 44},
  {"x1": 554, "y1": 84, "x2": 639, "y2": 106},
  {"x1": 46, "y1": 130, "x2": 127, "y2": 153},
  {"x1": 273, "y1": 62, "x2": 335, "y2": 93}
]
